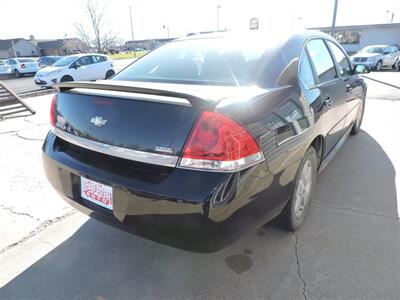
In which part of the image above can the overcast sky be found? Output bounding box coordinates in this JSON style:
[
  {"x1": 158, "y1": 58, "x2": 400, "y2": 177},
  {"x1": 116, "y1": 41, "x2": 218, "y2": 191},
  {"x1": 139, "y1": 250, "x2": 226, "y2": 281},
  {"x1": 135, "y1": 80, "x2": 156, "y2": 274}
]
[{"x1": 0, "y1": 0, "x2": 399, "y2": 41}]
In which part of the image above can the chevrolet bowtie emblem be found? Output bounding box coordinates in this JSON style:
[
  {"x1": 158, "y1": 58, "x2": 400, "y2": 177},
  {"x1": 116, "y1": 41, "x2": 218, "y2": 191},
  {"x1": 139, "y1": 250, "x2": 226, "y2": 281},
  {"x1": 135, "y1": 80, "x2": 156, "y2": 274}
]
[{"x1": 90, "y1": 116, "x2": 108, "y2": 127}]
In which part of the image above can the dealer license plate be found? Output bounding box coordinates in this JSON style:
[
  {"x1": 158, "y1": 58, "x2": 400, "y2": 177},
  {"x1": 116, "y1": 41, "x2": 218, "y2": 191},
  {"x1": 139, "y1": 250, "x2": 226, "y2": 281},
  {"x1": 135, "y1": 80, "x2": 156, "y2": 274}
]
[{"x1": 80, "y1": 177, "x2": 113, "y2": 210}]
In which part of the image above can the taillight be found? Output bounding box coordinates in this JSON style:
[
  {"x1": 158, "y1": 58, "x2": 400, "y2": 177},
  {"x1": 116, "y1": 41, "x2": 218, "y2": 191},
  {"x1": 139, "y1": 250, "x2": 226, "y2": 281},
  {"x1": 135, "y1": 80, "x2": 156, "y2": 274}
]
[
  {"x1": 50, "y1": 94, "x2": 57, "y2": 127},
  {"x1": 20, "y1": 64, "x2": 25, "y2": 68},
  {"x1": 179, "y1": 111, "x2": 264, "y2": 172}
]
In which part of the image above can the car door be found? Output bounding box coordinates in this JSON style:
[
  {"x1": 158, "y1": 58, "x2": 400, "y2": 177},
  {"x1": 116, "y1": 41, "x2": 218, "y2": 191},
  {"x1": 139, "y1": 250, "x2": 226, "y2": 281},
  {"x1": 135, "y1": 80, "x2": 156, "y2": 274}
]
[
  {"x1": 390, "y1": 46, "x2": 398, "y2": 65},
  {"x1": 90, "y1": 55, "x2": 105, "y2": 79},
  {"x1": 306, "y1": 39, "x2": 348, "y2": 155},
  {"x1": 7, "y1": 59, "x2": 16, "y2": 71},
  {"x1": 71, "y1": 56, "x2": 92, "y2": 80},
  {"x1": 382, "y1": 47, "x2": 392, "y2": 66},
  {"x1": 326, "y1": 40, "x2": 364, "y2": 130}
]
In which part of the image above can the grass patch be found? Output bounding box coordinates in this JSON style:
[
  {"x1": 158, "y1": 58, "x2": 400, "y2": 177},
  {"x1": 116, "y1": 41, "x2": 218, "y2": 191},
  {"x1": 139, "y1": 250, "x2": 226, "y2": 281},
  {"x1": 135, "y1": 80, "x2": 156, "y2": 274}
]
[{"x1": 109, "y1": 51, "x2": 147, "y2": 60}]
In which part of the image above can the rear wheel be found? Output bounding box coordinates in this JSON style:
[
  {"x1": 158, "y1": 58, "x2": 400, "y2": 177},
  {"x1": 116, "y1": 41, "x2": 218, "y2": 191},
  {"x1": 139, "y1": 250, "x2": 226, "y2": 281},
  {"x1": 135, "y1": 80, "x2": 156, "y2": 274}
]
[
  {"x1": 60, "y1": 75, "x2": 73, "y2": 82},
  {"x1": 374, "y1": 60, "x2": 382, "y2": 71},
  {"x1": 14, "y1": 69, "x2": 21, "y2": 78},
  {"x1": 350, "y1": 96, "x2": 365, "y2": 135},
  {"x1": 279, "y1": 147, "x2": 317, "y2": 231},
  {"x1": 105, "y1": 70, "x2": 115, "y2": 79},
  {"x1": 392, "y1": 60, "x2": 400, "y2": 71}
]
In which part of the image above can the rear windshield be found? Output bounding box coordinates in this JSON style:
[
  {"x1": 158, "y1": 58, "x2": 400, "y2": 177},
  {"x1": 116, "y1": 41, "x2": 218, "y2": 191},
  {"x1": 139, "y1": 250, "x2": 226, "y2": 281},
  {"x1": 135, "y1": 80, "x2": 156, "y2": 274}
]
[
  {"x1": 113, "y1": 37, "x2": 265, "y2": 86},
  {"x1": 17, "y1": 58, "x2": 35, "y2": 63}
]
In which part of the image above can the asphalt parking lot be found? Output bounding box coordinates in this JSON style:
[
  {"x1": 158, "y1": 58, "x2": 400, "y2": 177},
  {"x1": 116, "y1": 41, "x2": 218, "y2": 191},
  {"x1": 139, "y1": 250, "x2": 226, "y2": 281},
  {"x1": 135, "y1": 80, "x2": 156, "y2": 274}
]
[{"x1": 0, "y1": 72, "x2": 399, "y2": 299}]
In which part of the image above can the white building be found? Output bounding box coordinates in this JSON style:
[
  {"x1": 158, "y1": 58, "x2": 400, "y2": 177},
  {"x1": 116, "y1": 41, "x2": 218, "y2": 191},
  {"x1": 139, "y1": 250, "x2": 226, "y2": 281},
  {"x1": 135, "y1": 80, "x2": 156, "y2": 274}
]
[
  {"x1": 310, "y1": 23, "x2": 400, "y2": 55},
  {"x1": 0, "y1": 38, "x2": 40, "y2": 59}
]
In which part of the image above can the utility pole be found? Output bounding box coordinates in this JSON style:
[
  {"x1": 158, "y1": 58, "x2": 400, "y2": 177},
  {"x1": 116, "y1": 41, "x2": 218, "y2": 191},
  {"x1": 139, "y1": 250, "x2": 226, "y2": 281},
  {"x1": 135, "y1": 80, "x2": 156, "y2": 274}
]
[
  {"x1": 129, "y1": 5, "x2": 136, "y2": 57},
  {"x1": 330, "y1": 0, "x2": 339, "y2": 37},
  {"x1": 11, "y1": 40, "x2": 17, "y2": 57},
  {"x1": 163, "y1": 24, "x2": 170, "y2": 39},
  {"x1": 217, "y1": 5, "x2": 221, "y2": 31}
]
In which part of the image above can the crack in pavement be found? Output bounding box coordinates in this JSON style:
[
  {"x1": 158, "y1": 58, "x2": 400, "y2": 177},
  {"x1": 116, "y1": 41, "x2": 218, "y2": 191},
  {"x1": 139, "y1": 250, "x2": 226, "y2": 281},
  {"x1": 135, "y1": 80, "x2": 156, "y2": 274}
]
[
  {"x1": 35, "y1": 236, "x2": 56, "y2": 248},
  {"x1": 312, "y1": 202, "x2": 399, "y2": 220},
  {"x1": 0, "y1": 209, "x2": 76, "y2": 255},
  {"x1": 0, "y1": 130, "x2": 18, "y2": 135},
  {"x1": 294, "y1": 232, "x2": 307, "y2": 300},
  {"x1": 1, "y1": 205, "x2": 41, "y2": 221},
  {"x1": 14, "y1": 131, "x2": 44, "y2": 141}
]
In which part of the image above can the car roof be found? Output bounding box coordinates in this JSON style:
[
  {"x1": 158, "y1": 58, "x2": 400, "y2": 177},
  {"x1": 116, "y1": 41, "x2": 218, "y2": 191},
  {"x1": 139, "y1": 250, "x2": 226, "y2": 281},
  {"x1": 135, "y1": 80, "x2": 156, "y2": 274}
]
[
  {"x1": 12, "y1": 57, "x2": 37, "y2": 60},
  {"x1": 72, "y1": 53, "x2": 107, "y2": 57},
  {"x1": 363, "y1": 45, "x2": 390, "y2": 48},
  {"x1": 175, "y1": 29, "x2": 334, "y2": 50}
]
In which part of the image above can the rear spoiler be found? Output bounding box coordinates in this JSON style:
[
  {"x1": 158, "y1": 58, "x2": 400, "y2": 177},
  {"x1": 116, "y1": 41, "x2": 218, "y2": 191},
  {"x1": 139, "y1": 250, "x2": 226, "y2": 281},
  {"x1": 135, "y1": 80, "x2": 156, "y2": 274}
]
[{"x1": 55, "y1": 81, "x2": 209, "y2": 108}]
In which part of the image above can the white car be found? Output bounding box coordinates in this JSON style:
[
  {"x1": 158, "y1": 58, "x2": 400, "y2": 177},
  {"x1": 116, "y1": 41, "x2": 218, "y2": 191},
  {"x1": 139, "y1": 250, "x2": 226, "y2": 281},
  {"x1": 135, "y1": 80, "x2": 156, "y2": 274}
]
[
  {"x1": 0, "y1": 60, "x2": 12, "y2": 77},
  {"x1": 5, "y1": 57, "x2": 40, "y2": 77},
  {"x1": 34, "y1": 54, "x2": 115, "y2": 88}
]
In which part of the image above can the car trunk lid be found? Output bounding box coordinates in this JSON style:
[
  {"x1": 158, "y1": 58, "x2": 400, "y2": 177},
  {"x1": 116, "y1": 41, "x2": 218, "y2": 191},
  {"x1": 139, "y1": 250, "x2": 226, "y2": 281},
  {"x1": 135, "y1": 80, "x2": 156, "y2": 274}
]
[{"x1": 53, "y1": 81, "x2": 271, "y2": 167}]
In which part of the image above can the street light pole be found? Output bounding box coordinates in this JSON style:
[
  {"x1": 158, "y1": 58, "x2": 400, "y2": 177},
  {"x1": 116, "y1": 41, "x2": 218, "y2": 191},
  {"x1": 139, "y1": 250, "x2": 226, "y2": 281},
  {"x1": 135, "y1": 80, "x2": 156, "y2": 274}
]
[
  {"x1": 217, "y1": 5, "x2": 221, "y2": 31},
  {"x1": 129, "y1": 5, "x2": 136, "y2": 57},
  {"x1": 330, "y1": 0, "x2": 339, "y2": 37}
]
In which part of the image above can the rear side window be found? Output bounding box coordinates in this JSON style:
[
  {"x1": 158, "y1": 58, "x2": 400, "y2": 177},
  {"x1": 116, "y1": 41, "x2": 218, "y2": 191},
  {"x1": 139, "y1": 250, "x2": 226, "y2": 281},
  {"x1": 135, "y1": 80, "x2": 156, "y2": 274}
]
[
  {"x1": 327, "y1": 41, "x2": 352, "y2": 77},
  {"x1": 299, "y1": 51, "x2": 315, "y2": 89},
  {"x1": 91, "y1": 55, "x2": 107, "y2": 63},
  {"x1": 306, "y1": 39, "x2": 337, "y2": 83},
  {"x1": 76, "y1": 56, "x2": 91, "y2": 66}
]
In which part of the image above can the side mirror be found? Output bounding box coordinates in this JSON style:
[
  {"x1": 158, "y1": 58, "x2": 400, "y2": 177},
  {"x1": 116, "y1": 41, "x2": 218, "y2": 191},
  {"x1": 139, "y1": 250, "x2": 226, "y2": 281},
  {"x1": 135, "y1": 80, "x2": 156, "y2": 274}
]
[{"x1": 354, "y1": 64, "x2": 370, "y2": 74}]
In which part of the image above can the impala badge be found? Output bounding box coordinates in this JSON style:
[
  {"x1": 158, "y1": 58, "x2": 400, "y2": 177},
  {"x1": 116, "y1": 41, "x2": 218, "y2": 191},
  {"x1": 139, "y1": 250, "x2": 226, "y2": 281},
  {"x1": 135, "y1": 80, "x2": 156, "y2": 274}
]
[{"x1": 90, "y1": 116, "x2": 108, "y2": 127}]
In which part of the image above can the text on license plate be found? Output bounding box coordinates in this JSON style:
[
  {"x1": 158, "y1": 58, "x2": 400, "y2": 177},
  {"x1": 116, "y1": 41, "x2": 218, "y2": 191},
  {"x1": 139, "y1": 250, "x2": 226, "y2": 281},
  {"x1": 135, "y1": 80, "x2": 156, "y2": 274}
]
[{"x1": 80, "y1": 177, "x2": 113, "y2": 210}]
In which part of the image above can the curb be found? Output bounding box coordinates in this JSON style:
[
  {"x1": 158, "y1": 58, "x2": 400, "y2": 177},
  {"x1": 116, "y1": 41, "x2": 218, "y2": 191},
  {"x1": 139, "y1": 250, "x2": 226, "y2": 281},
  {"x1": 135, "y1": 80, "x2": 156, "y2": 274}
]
[{"x1": 18, "y1": 89, "x2": 55, "y2": 99}]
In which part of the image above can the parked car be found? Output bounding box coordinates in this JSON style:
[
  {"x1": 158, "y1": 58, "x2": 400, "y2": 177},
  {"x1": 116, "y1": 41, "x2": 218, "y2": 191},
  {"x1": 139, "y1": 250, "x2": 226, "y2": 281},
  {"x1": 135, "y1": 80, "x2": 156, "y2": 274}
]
[
  {"x1": 0, "y1": 60, "x2": 11, "y2": 78},
  {"x1": 5, "y1": 57, "x2": 40, "y2": 77},
  {"x1": 43, "y1": 31, "x2": 369, "y2": 252},
  {"x1": 351, "y1": 45, "x2": 400, "y2": 71},
  {"x1": 38, "y1": 56, "x2": 62, "y2": 68},
  {"x1": 34, "y1": 54, "x2": 115, "y2": 88}
]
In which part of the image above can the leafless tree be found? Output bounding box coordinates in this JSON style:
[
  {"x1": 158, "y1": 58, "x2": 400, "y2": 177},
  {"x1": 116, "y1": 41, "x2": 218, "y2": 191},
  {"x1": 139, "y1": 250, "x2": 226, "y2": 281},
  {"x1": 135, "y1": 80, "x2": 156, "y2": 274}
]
[{"x1": 74, "y1": 0, "x2": 119, "y2": 52}]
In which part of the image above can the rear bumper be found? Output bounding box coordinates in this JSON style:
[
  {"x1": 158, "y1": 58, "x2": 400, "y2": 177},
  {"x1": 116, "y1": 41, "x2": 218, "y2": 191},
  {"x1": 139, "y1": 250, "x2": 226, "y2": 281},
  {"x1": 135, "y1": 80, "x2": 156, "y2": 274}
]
[
  {"x1": 42, "y1": 131, "x2": 291, "y2": 252},
  {"x1": 20, "y1": 69, "x2": 39, "y2": 74}
]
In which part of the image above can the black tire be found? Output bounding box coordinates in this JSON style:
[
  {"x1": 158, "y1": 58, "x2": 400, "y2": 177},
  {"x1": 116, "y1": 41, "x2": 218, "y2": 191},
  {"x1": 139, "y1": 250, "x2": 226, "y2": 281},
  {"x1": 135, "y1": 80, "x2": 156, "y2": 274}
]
[
  {"x1": 14, "y1": 69, "x2": 21, "y2": 78},
  {"x1": 279, "y1": 147, "x2": 318, "y2": 231},
  {"x1": 60, "y1": 75, "x2": 73, "y2": 82},
  {"x1": 392, "y1": 60, "x2": 400, "y2": 71},
  {"x1": 350, "y1": 95, "x2": 365, "y2": 135},
  {"x1": 105, "y1": 70, "x2": 115, "y2": 79},
  {"x1": 374, "y1": 60, "x2": 382, "y2": 71}
]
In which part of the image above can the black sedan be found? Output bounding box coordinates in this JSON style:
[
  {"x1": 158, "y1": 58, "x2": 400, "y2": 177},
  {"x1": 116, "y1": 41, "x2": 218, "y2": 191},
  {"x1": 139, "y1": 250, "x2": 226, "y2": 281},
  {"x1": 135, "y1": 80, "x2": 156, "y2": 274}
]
[{"x1": 43, "y1": 31, "x2": 368, "y2": 252}]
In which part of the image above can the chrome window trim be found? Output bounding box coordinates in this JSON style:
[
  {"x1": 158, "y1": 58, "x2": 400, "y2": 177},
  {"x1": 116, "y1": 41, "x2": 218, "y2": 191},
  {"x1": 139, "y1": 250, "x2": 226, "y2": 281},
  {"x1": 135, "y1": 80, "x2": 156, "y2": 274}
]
[{"x1": 54, "y1": 128, "x2": 178, "y2": 167}]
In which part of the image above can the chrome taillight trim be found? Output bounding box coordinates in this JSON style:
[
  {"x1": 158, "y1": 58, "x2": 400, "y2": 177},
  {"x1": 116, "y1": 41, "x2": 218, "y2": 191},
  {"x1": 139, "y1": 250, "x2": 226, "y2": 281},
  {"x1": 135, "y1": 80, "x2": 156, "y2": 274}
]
[
  {"x1": 54, "y1": 128, "x2": 179, "y2": 167},
  {"x1": 177, "y1": 152, "x2": 265, "y2": 173}
]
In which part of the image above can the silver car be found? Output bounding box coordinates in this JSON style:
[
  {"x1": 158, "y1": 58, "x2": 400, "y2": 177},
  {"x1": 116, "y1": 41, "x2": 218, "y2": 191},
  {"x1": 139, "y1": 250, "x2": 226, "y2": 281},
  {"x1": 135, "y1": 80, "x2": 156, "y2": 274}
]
[{"x1": 351, "y1": 45, "x2": 400, "y2": 71}]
